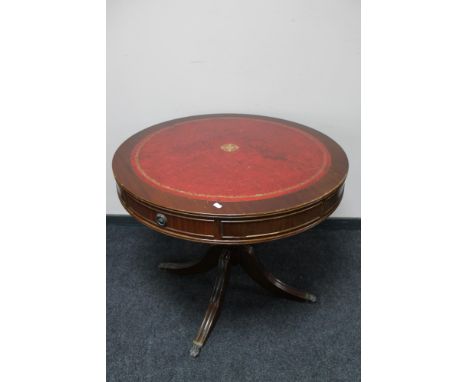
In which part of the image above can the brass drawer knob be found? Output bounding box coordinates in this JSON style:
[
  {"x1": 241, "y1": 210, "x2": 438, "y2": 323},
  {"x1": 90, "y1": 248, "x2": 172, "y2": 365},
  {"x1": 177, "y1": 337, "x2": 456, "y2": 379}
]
[{"x1": 155, "y1": 213, "x2": 167, "y2": 227}]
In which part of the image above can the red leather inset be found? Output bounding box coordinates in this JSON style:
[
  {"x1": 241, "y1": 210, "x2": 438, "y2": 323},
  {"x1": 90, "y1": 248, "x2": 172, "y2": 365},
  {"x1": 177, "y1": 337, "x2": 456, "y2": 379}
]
[{"x1": 131, "y1": 117, "x2": 331, "y2": 202}]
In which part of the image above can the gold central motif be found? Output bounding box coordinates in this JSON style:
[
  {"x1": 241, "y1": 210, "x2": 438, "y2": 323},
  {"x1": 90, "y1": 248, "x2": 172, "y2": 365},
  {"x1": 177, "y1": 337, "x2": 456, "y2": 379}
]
[{"x1": 220, "y1": 143, "x2": 239, "y2": 152}]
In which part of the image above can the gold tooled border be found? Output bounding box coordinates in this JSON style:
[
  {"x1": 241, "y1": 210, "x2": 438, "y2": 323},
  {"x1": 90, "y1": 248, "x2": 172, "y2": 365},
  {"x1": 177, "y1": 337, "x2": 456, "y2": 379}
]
[{"x1": 132, "y1": 117, "x2": 331, "y2": 200}]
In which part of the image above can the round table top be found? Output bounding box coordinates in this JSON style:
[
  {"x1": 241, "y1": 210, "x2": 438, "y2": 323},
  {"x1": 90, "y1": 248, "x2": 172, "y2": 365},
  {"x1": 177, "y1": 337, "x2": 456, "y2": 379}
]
[{"x1": 112, "y1": 114, "x2": 348, "y2": 217}]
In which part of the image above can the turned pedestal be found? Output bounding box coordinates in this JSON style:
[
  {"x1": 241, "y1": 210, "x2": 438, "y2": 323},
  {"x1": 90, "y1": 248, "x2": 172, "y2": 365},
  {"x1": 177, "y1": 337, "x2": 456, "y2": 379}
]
[{"x1": 159, "y1": 245, "x2": 316, "y2": 357}]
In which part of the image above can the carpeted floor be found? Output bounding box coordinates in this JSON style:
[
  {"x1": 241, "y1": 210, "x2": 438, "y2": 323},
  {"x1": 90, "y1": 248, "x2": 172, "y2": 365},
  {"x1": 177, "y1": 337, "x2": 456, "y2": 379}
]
[{"x1": 107, "y1": 217, "x2": 360, "y2": 382}]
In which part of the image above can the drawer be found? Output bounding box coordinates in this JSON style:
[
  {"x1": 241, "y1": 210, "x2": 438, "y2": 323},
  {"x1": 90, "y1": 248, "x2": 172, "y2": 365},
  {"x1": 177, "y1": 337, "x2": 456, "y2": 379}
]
[{"x1": 119, "y1": 188, "x2": 216, "y2": 239}]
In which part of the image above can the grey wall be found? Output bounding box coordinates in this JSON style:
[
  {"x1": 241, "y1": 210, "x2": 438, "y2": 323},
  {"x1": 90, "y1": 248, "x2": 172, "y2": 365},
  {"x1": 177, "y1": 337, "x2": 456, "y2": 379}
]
[{"x1": 107, "y1": 0, "x2": 360, "y2": 217}]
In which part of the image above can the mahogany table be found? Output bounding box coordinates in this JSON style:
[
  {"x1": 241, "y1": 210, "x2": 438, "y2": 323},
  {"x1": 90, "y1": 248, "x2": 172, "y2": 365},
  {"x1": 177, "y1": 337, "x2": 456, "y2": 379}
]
[{"x1": 112, "y1": 114, "x2": 348, "y2": 357}]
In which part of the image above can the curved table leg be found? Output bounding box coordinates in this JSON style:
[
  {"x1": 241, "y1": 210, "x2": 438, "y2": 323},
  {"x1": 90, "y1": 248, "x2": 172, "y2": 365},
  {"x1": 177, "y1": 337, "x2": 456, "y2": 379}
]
[
  {"x1": 238, "y1": 246, "x2": 317, "y2": 303},
  {"x1": 159, "y1": 246, "x2": 221, "y2": 275},
  {"x1": 190, "y1": 248, "x2": 232, "y2": 357}
]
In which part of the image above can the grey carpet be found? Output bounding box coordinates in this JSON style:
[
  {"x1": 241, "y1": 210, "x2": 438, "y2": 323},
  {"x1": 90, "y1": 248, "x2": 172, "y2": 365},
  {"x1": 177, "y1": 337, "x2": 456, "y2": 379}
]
[{"x1": 107, "y1": 218, "x2": 360, "y2": 382}]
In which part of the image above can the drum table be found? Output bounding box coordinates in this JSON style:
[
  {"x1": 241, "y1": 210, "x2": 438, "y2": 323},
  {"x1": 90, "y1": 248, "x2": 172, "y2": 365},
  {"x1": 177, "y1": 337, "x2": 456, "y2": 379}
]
[{"x1": 112, "y1": 114, "x2": 348, "y2": 357}]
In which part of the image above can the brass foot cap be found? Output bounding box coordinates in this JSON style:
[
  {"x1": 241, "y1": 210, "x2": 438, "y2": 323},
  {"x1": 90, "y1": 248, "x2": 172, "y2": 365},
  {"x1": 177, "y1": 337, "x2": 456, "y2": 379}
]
[{"x1": 190, "y1": 343, "x2": 201, "y2": 358}]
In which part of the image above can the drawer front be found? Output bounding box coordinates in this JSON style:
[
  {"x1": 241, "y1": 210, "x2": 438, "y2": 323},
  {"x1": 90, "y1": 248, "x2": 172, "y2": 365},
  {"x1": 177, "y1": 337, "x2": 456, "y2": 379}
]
[
  {"x1": 220, "y1": 185, "x2": 344, "y2": 240},
  {"x1": 119, "y1": 187, "x2": 216, "y2": 239}
]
